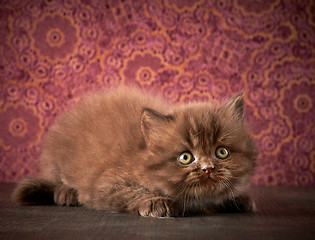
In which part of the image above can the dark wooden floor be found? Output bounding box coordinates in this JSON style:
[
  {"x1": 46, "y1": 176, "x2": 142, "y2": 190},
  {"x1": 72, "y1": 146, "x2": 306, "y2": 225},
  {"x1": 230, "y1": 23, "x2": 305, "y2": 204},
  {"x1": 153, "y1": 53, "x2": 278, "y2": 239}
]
[{"x1": 0, "y1": 183, "x2": 314, "y2": 240}]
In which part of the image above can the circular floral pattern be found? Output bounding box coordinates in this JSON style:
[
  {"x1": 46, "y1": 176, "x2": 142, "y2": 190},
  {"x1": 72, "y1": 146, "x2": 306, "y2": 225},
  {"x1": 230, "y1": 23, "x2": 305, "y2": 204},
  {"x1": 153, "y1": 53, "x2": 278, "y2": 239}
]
[
  {"x1": 136, "y1": 67, "x2": 154, "y2": 85},
  {"x1": 52, "y1": 63, "x2": 68, "y2": 81},
  {"x1": 102, "y1": 71, "x2": 121, "y2": 88},
  {"x1": 24, "y1": 86, "x2": 39, "y2": 105},
  {"x1": 10, "y1": 33, "x2": 30, "y2": 53},
  {"x1": 272, "y1": 120, "x2": 290, "y2": 140},
  {"x1": 176, "y1": 74, "x2": 194, "y2": 92},
  {"x1": 18, "y1": 49, "x2": 36, "y2": 68},
  {"x1": 32, "y1": 60, "x2": 51, "y2": 79},
  {"x1": 31, "y1": 13, "x2": 78, "y2": 61},
  {"x1": 0, "y1": 104, "x2": 41, "y2": 149},
  {"x1": 281, "y1": 81, "x2": 314, "y2": 122},
  {"x1": 38, "y1": 97, "x2": 56, "y2": 118},
  {"x1": 46, "y1": 28, "x2": 64, "y2": 47},
  {"x1": 293, "y1": 95, "x2": 312, "y2": 113},
  {"x1": 1, "y1": 0, "x2": 314, "y2": 185},
  {"x1": 5, "y1": 83, "x2": 21, "y2": 102},
  {"x1": 9, "y1": 118, "x2": 27, "y2": 137},
  {"x1": 123, "y1": 52, "x2": 163, "y2": 84},
  {"x1": 297, "y1": 136, "x2": 313, "y2": 153},
  {"x1": 69, "y1": 56, "x2": 85, "y2": 74}
]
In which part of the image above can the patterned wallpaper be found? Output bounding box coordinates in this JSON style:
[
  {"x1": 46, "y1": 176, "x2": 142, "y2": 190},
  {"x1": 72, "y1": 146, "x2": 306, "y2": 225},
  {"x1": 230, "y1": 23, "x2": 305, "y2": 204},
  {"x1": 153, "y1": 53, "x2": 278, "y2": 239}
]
[{"x1": 0, "y1": 0, "x2": 314, "y2": 185}]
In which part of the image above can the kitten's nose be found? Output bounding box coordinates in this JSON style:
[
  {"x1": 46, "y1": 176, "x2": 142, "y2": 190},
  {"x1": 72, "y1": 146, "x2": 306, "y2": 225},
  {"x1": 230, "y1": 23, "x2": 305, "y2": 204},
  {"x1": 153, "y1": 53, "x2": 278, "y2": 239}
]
[{"x1": 202, "y1": 166, "x2": 215, "y2": 175}]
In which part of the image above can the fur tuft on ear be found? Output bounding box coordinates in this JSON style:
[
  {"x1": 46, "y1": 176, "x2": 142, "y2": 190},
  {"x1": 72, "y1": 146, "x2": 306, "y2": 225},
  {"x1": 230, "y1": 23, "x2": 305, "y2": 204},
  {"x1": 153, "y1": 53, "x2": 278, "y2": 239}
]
[
  {"x1": 140, "y1": 108, "x2": 174, "y2": 145},
  {"x1": 224, "y1": 92, "x2": 245, "y2": 121}
]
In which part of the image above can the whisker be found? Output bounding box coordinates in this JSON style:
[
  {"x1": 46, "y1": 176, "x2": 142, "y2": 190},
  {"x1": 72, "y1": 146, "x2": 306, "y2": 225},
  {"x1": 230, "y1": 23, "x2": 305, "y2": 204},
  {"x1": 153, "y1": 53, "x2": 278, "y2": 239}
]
[
  {"x1": 193, "y1": 129, "x2": 204, "y2": 137},
  {"x1": 219, "y1": 124, "x2": 244, "y2": 141}
]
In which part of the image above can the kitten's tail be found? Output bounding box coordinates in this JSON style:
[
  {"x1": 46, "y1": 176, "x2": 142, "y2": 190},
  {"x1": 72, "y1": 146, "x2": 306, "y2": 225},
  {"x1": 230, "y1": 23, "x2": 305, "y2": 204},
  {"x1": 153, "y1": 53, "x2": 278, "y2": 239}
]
[{"x1": 12, "y1": 177, "x2": 56, "y2": 205}]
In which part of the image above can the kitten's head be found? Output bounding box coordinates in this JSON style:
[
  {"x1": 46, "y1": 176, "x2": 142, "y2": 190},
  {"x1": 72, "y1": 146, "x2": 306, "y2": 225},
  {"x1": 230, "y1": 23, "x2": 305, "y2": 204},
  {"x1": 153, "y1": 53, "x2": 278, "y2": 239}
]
[{"x1": 141, "y1": 93, "x2": 257, "y2": 206}]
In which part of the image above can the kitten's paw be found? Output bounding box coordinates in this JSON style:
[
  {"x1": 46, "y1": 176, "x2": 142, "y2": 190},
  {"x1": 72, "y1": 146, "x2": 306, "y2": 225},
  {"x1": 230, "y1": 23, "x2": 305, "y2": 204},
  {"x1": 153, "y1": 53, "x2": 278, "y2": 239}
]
[
  {"x1": 138, "y1": 197, "x2": 179, "y2": 218},
  {"x1": 220, "y1": 194, "x2": 255, "y2": 213},
  {"x1": 54, "y1": 184, "x2": 80, "y2": 206}
]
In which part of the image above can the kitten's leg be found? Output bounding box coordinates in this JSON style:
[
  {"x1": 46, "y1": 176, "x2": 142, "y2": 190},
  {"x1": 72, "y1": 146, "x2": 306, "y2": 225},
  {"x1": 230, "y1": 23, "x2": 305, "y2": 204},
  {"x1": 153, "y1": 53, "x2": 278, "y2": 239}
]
[
  {"x1": 95, "y1": 183, "x2": 180, "y2": 217},
  {"x1": 136, "y1": 196, "x2": 180, "y2": 218},
  {"x1": 54, "y1": 184, "x2": 80, "y2": 206},
  {"x1": 217, "y1": 194, "x2": 255, "y2": 213}
]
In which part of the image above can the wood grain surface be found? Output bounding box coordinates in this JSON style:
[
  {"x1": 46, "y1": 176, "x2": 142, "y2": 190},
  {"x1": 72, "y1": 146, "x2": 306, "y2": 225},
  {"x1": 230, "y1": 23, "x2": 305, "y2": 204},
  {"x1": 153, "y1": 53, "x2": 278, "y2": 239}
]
[{"x1": 0, "y1": 183, "x2": 314, "y2": 240}]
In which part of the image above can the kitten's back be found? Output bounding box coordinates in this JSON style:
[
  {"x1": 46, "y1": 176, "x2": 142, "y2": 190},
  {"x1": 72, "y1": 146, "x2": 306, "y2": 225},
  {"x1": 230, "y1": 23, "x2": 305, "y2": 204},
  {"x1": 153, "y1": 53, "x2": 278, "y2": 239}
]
[
  {"x1": 13, "y1": 87, "x2": 171, "y2": 206},
  {"x1": 40, "y1": 87, "x2": 171, "y2": 187}
]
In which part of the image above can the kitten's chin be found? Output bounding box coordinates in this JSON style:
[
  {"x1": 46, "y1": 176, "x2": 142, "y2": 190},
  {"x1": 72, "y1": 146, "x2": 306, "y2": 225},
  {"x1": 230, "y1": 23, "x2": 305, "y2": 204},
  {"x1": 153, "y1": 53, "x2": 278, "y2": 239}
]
[
  {"x1": 183, "y1": 179, "x2": 232, "y2": 207},
  {"x1": 198, "y1": 176, "x2": 236, "y2": 196},
  {"x1": 200, "y1": 174, "x2": 220, "y2": 185},
  {"x1": 185, "y1": 173, "x2": 233, "y2": 196},
  {"x1": 199, "y1": 176, "x2": 215, "y2": 186}
]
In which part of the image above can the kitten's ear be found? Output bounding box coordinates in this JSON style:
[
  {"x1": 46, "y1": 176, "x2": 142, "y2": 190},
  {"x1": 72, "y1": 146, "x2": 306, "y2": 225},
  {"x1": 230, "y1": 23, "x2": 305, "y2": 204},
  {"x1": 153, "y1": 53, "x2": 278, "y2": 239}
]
[
  {"x1": 224, "y1": 92, "x2": 245, "y2": 121},
  {"x1": 140, "y1": 108, "x2": 174, "y2": 144}
]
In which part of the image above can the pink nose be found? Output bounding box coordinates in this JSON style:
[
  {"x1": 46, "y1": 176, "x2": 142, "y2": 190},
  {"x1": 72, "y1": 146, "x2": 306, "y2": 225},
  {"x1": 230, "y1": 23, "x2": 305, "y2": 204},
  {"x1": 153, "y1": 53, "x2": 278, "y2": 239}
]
[{"x1": 202, "y1": 166, "x2": 215, "y2": 175}]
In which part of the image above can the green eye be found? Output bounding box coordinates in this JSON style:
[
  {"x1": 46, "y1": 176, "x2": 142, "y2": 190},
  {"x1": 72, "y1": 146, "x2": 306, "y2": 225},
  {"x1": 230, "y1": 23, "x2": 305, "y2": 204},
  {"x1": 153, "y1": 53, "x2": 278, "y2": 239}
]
[
  {"x1": 178, "y1": 152, "x2": 194, "y2": 165},
  {"x1": 215, "y1": 147, "x2": 229, "y2": 159}
]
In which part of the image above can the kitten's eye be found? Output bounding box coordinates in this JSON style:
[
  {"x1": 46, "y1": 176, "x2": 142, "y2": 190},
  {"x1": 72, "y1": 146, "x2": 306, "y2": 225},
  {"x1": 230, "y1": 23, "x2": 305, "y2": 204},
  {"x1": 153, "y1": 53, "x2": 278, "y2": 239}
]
[
  {"x1": 215, "y1": 147, "x2": 229, "y2": 159},
  {"x1": 178, "y1": 152, "x2": 194, "y2": 165}
]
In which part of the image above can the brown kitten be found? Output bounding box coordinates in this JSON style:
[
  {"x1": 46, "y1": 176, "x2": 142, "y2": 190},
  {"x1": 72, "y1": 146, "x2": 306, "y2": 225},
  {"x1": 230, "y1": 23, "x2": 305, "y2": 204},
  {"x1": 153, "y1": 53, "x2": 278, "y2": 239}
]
[{"x1": 12, "y1": 87, "x2": 257, "y2": 217}]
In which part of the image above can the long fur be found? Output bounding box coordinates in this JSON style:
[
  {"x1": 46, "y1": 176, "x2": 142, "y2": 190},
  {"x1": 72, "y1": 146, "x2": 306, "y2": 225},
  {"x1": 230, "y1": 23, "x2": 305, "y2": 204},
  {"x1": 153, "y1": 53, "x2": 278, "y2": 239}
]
[
  {"x1": 12, "y1": 177, "x2": 56, "y2": 205},
  {"x1": 12, "y1": 87, "x2": 257, "y2": 217}
]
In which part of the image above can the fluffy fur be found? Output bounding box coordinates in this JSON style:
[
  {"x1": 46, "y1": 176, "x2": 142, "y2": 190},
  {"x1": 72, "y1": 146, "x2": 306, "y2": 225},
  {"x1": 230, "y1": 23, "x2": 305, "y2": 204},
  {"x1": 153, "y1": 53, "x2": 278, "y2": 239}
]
[{"x1": 12, "y1": 87, "x2": 257, "y2": 217}]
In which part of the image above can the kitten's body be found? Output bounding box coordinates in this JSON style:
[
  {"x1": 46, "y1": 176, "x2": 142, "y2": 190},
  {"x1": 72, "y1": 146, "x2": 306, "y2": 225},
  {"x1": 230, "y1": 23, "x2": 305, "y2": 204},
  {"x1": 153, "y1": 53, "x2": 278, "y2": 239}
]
[{"x1": 13, "y1": 87, "x2": 257, "y2": 217}]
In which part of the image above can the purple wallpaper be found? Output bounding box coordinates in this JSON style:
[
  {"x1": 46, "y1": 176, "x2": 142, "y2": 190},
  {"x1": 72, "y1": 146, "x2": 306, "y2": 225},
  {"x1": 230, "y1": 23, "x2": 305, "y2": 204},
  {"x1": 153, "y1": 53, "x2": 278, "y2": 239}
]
[{"x1": 0, "y1": 0, "x2": 314, "y2": 185}]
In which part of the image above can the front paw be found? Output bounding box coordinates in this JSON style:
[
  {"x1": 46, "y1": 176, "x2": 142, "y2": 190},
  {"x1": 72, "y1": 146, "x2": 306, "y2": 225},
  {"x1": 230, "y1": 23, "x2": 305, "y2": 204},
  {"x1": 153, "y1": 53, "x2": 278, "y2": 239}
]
[
  {"x1": 138, "y1": 197, "x2": 179, "y2": 218},
  {"x1": 219, "y1": 194, "x2": 255, "y2": 213},
  {"x1": 54, "y1": 184, "x2": 80, "y2": 206}
]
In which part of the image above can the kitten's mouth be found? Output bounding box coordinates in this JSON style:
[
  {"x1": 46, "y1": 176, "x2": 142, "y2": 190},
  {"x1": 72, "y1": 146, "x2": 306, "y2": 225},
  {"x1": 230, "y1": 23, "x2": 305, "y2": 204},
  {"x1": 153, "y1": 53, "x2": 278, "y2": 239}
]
[
  {"x1": 201, "y1": 174, "x2": 217, "y2": 183},
  {"x1": 187, "y1": 171, "x2": 218, "y2": 186}
]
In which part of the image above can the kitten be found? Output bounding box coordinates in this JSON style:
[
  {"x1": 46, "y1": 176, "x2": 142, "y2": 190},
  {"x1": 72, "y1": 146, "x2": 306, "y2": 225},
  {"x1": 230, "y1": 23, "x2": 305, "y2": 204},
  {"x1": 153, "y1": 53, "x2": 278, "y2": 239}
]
[{"x1": 12, "y1": 87, "x2": 257, "y2": 217}]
